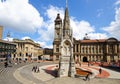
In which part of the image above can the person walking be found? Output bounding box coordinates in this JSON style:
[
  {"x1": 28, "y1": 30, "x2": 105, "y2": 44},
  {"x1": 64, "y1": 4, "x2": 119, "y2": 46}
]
[
  {"x1": 88, "y1": 62, "x2": 90, "y2": 67},
  {"x1": 35, "y1": 66, "x2": 38, "y2": 72},
  {"x1": 32, "y1": 66, "x2": 35, "y2": 71},
  {"x1": 99, "y1": 68, "x2": 102, "y2": 74},
  {"x1": 79, "y1": 62, "x2": 81, "y2": 67},
  {"x1": 37, "y1": 68, "x2": 40, "y2": 73},
  {"x1": 4, "y1": 62, "x2": 8, "y2": 68},
  {"x1": 85, "y1": 73, "x2": 90, "y2": 81}
]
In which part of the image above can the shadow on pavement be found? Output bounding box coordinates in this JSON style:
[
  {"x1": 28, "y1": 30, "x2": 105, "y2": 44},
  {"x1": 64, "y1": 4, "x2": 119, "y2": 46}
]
[{"x1": 42, "y1": 69, "x2": 58, "y2": 77}]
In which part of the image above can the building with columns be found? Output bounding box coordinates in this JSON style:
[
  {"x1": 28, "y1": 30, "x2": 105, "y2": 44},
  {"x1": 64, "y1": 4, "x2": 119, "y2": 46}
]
[
  {"x1": 0, "y1": 26, "x2": 43, "y2": 62},
  {"x1": 53, "y1": 2, "x2": 120, "y2": 63},
  {"x1": 73, "y1": 37, "x2": 120, "y2": 63},
  {"x1": 0, "y1": 39, "x2": 16, "y2": 60},
  {"x1": 0, "y1": 26, "x2": 16, "y2": 61},
  {"x1": 12, "y1": 39, "x2": 43, "y2": 61}
]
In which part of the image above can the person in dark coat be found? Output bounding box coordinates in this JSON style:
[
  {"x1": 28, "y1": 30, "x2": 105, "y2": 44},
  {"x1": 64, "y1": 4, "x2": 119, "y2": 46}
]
[
  {"x1": 85, "y1": 73, "x2": 90, "y2": 81},
  {"x1": 4, "y1": 62, "x2": 8, "y2": 68},
  {"x1": 37, "y1": 68, "x2": 40, "y2": 73},
  {"x1": 35, "y1": 66, "x2": 37, "y2": 72},
  {"x1": 99, "y1": 68, "x2": 102, "y2": 74},
  {"x1": 32, "y1": 66, "x2": 35, "y2": 71}
]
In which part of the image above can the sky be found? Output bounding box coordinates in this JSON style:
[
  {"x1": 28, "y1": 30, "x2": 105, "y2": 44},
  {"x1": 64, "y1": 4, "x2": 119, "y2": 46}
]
[{"x1": 0, "y1": 0, "x2": 120, "y2": 48}]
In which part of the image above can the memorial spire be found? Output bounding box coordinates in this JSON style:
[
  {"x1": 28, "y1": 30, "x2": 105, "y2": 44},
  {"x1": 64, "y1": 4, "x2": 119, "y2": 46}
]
[
  {"x1": 63, "y1": 0, "x2": 70, "y2": 30},
  {"x1": 66, "y1": 0, "x2": 68, "y2": 8}
]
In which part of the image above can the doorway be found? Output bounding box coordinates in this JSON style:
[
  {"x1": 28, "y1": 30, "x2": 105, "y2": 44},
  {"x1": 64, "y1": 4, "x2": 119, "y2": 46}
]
[{"x1": 83, "y1": 57, "x2": 88, "y2": 62}]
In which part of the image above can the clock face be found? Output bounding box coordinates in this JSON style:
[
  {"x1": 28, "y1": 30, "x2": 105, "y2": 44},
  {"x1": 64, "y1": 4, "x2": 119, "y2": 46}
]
[{"x1": 55, "y1": 25, "x2": 59, "y2": 28}]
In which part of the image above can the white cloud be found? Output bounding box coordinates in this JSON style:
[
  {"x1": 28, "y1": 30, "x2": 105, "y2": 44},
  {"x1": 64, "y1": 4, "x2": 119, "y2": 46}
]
[
  {"x1": 35, "y1": 41, "x2": 53, "y2": 48},
  {"x1": 0, "y1": 1, "x2": 108, "y2": 48},
  {"x1": 45, "y1": 5, "x2": 64, "y2": 22},
  {"x1": 71, "y1": 19, "x2": 107, "y2": 40},
  {"x1": 36, "y1": 5, "x2": 64, "y2": 48},
  {"x1": 102, "y1": 7, "x2": 120, "y2": 40},
  {"x1": 88, "y1": 33, "x2": 107, "y2": 39},
  {"x1": 38, "y1": 5, "x2": 64, "y2": 42},
  {"x1": 71, "y1": 19, "x2": 95, "y2": 40},
  {"x1": 21, "y1": 36, "x2": 31, "y2": 40},
  {"x1": 37, "y1": 5, "x2": 107, "y2": 48},
  {"x1": 4, "y1": 37, "x2": 13, "y2": 41},
  {"x1": 115, "y1": 0, "x2": 120, "y2": 5},
  {"x1": 35, "y1": 41, "x2": 46, "y2": 47},
  {"x1": 0, "y1": 0, "x2": 43, "y2": 33}
]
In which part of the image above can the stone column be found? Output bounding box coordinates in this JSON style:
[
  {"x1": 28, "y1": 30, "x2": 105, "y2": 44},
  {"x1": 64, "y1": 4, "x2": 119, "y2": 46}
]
[
  {"x1": 69, "y1": 46, "x2": 76, "y2": 77},
  {"x1": 118, "y1": 44, "x2": 120, "y2": 61},
  {"x1": 115, "y1": 45, "x2": 117, "y2": 53},
  {"x1": 98, "y1": 45, "x2": 99, "y2": 54},
  {"x1": 91, "y1": 45, "x2": 93, "y2": 54},
  {"x1": 81, "y1": 45, "x2": 83, "y2": 54},
  {"x1": 88, "y1": 45, "x2": 89, "y2": 54},
  {"x1": 78, "y1": 44, "x2": 80, "y2": 53},
  {"x1": 79, "y1": 55, "x2": 81, "y2": 62},
  {"x1": 94, "y1": 45, "x2": 96, "y2": 54},
  {"x1": 106, "y1": 44, "x2": 108, "y2": 54},
  {"x1": 53, "y1": 55, "x2": 56, "y2": 61}
]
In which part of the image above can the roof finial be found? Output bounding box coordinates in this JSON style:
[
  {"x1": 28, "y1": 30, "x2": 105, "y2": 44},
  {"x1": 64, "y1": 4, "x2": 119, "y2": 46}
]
[
  {"x1": 66, "y1": 0, "x2": 68, "y2": 8},
  {"x1": 7, "y1": 31, "x2": 10, "y2": 41}
]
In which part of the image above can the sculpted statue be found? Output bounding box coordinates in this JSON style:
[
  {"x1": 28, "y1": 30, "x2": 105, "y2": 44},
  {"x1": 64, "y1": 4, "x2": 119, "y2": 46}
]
[{"x1": 63, "y1": 42, "x2": 70, "y2": 56}]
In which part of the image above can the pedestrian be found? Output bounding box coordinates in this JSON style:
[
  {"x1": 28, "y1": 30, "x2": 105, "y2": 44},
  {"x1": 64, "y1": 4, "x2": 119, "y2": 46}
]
[
  {"x1": 99, "y1": 68, "x2": 102, "y2": 74},
  {"x1": 32, "y1": 66, "x2": 35, "y2": 71},
  {"x1": 35, "y1": 66, "x2": 37, "y2": 72},
  {"x1": 85, "y1": 73, "x2": 90, "y2": 81},
  {"x1": 4, "y1": 62, "x2": 8, "y2": 68},
  {"x1": 37, "y1": 68, "x2": 40, "y2": 73},
  {"x1": 79, "y1": 62, "x2": 81, "y2": 66},
  {"x1": 88, "y1": 62, "x2": 90, "y2": 67}
]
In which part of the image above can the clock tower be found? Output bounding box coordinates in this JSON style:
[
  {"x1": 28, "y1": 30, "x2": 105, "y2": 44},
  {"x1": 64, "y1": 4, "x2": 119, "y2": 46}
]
[
  {"x1": 54, "y1": 14, "x2": 62, "y2": 40},
  {"x1": 53, "y1": 13, "x2": 62, "y2": 61}
]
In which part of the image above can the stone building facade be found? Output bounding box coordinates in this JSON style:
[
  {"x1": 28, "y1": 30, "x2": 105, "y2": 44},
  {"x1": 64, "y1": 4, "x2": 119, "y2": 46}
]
[
  {"x1": 0, "y1": 39, "x2": 16, "y2": 61},
  {"x1": 0, "y1": 26, "x2": 43, "y2": 62},
  {"x1": 43, "y1": 48, "x2": 53, "y2": 60},
  {"x1": 53, "y1": 2, "x2": 120, "y2": 63},
  {"x1": 13, "y1": 39, "x2": 43, "y2": 61},
  {"x1": 0, "y1": 26, "x2": 16, "y2": 61},
  {"x1": 53, "y1": 30, "x2": 120, "y2": 63},
  {"x1": 73, "y1": 37, "x2": 120, "y2": 63}
]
